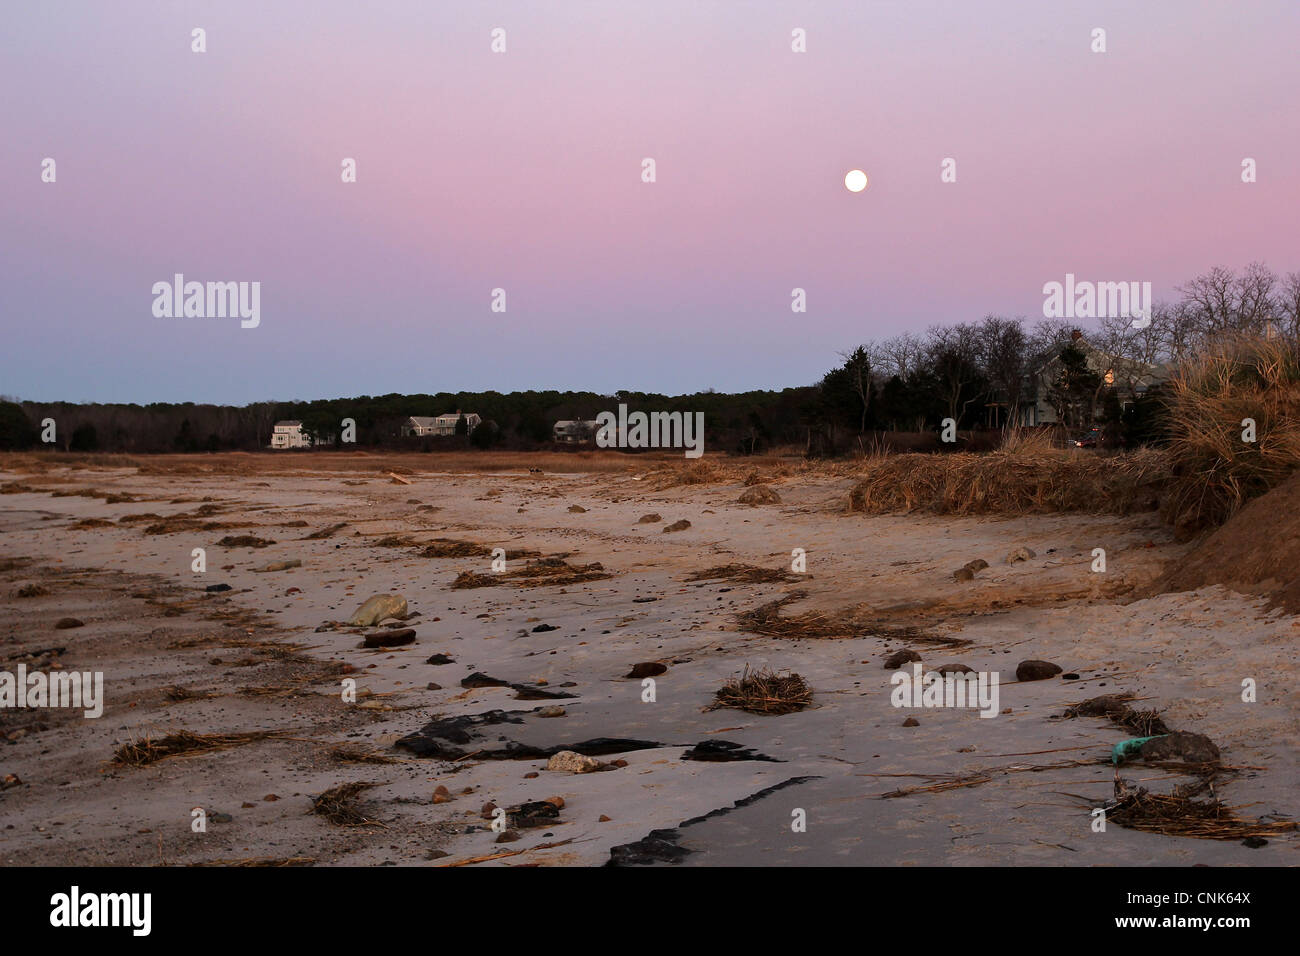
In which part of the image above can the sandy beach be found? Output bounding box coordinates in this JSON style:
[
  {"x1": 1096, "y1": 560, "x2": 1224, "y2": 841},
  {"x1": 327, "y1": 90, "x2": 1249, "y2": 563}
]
[{"x1": 1, "y1": 453, "x2": 1294, "y2": 867}]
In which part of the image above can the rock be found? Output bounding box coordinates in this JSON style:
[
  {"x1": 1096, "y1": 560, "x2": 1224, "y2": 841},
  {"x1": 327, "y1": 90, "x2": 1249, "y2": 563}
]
[
  {"x1": 263, "y1": 794, "x2": 279, "y2": 802},
  {"x1": 738, "y1": 485, "x2": 781, "y2": 505},
  {"x1": 205, "y1": 584, "x2": 232, "y2": 592},
  {"x1": 966, "y1": 559, "x2": 989, "y2": 571},
  {"x1": 598, "y1": 814, "x2": 612, "y2": 822},
  {"x1": 636, "y1": 513, "x2": 662, "y2": 524},
  {"x1": 480, "y1": 802, "x2": 498, "y2": 819},
  {"x1": 543, "y1": 796, "x2": 565, "y2": 809},
  {"x1": 348, "y1": 594, "x2": 408, "y2": 627},
  {"x1": 883, "y1": 649, "x2": 921, "y2": 669},
  {"x1": 425, "y1": 653, "x2": 454, "y2": 665},
  {"x1": 1062, "y1": 672, "x2": 1080, "y2": 680},
  {"x1": 1016, "y1": 660, "x2": 1063, "y2": 681},
  {"x1": 426, "y1": 682, "x2": 441, "y2": 690},
  {"x1": 953, "y1": 567, "x2": 975, "y2": 582},
  {"x1": 253, "y1": 559, "x2": 301, "y2": 573},
  {"x1": 1242, "y1": 836, "x2": 1268, "y2": 849},
  {"x1": 461, "y1": 672, "x2": 511, "y2": 689},
  {"x1": 902, "y1": 717, "x2": 920, "y2": 727},
  {"x1": 1139, "y1": 732, "x2": 1221, "y2": 764},
  {"x1": 495, "y1": 831, "x2": 521, "y2": 843},
  {"x1": 663, "y1": 520, "x2": 691, "y2": 533},
  {"x1": 936, "y1": 663, "x2": 974, "y2": 675},
  {"x1": 507, "y1": 800, "x2": 562, "y2": 827},
  {"x1": 432, "y1": 785, "x2": 453, "y2": 804},
  {"x1": 531, "y1": 624, "x2": 558, "y2": 633},
  {"x1": 1006, "y1": 547, "x2": 1037, "y2": 564},
  {"x1": 567, "y1": 505, "x2": 588, "y2": 513},
  {"x1": 425, "y1": 849, "x2": 450, "y2": 860},
  {"x1": 546, "y1": 750, "x2": 605, "y2": 773},
  {"x1": 364, "y1": 628, "x2": 416, "y2": 648},
  {"x1": 54, "y1": 617, "x2": 84, "y2": 630},
  {"x1": 536, "y1": 706, "x2": 566, "y2": 718},
  {"x1": 626, "y1": 662, "x2": 667, "y2": 679}
]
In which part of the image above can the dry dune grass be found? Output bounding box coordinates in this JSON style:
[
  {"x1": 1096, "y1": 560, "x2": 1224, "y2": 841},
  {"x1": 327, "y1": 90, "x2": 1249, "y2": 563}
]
[
  {"x1": 1161, "y1": 335, "x2": 1300, "y2": 533},
  {"x1": 709, "y1": 665, "x2": 812, "y2": 715},
  {"x1": 848, "y1": 434, "x2": 1168, "y2": 517}
]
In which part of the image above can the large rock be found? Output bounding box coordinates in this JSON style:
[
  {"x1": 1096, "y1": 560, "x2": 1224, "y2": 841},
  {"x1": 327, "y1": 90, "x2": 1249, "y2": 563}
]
[
  {"x1": 1016, "y1": 659, "x2": 1063, "y2": 681},
  {"x1": 348, "y1": 594, "x2": 407, "y2": 627},
  {"x1": 546, "y1": 750, "x2": 605, "y2": 773}
]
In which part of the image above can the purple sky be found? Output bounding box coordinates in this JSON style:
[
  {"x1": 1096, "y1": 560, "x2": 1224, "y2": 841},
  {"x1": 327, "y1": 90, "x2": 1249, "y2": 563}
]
[{"x1": 3, "y1": 0, "x2": 1298, "y2": 404}]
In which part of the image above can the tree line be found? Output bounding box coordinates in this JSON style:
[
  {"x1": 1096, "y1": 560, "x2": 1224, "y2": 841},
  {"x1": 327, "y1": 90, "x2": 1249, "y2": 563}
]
[{"x1": 2, "y1": 264, "x2": 1294, "y2": 456}]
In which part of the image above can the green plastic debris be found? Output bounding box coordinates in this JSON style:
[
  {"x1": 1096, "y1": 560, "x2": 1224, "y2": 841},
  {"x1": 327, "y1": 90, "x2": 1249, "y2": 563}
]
[{"x1": 1111, "y1": 735, "x2": 1168, "y2": 765}]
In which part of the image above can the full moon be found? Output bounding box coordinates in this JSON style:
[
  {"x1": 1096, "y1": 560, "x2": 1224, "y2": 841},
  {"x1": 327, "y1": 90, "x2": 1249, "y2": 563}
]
[{"x1": 844, "y1": 169, "x2": 868, "y2": 192}]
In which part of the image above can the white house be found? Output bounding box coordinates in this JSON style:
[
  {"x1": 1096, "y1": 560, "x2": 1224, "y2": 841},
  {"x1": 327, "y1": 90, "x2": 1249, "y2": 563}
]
[
  {"x1": 269, "y1": 420, "x2": 311, "y2": 449},
  {"x1": 401, "y1": 412, "x2": 481, "y2": 438},
  {"x1": 553, "y1": 420, "x2": 600, "y2": 443}
]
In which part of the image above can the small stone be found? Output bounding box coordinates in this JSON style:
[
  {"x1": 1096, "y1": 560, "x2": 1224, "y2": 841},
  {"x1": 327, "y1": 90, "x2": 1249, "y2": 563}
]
[
  {"x1": 598, "y1": 814, "x2": 612, "y2": 822},
  {"x1": 263, "y1": 794, "x2": 280, "y2": 802},
  {"x1": 432, "y1": 785, "x2": 453, "y2": 804},
  {"x1": 953, "y1": 567, "x2": 975, "y2": 582},
  {"x1": 663, "y1": 520, "x2": 691, "y2": 533},
  {"x1": 636, "y1": 513, "x2": 662, "y2": 524},
  {"x1": 363, "y1": 628, "x2": 416, "y2": 648},
  {"x1": 936, "y1": 663, "x2": 974, "y2": 675},
  {"x1": 902, "y1": 717, "x2": 920, "y2": 727},
  {"x1": 536, "y1": 706, "x2": 566, "y2": 718},
  {"x1": 54, "y1": 617, "x2": 84, "y2": 629},
  {"x1": 1005, "y1": 547, "x2": 1036, "y2": 564},
  {"x1": 883, "y1": 649, "x2": 922, "y2": 669},
  {"x1": 531, "y1": 624, "x2": 558, "y2": 633},
  {"x1": 544, "y1": 796, "x2": 565, "y2": 809},
  {"x1": 495, "y1": 831, "x2": 521, "y2": 843},
  {"x1": 567, "y1": 505, "x2": 588, "y2": 513},
  {"x1": 480, "y1": 802, "x2": 498, "y2": 819},
  {"x1": 523, "y1": 772, "x2": 539, "y2": 779},
  {"x1": 626, "y1": 662, "x2": 667, "y2": 679},
  {"x1": 425, "y1": 653, "x2": 454, "y2": 665}
]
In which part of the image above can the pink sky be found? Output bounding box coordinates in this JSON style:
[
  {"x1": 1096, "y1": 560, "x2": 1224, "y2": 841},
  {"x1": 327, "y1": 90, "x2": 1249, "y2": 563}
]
[{"x1": 3, "y1": 0, "x2": 1298, "y2": 402}]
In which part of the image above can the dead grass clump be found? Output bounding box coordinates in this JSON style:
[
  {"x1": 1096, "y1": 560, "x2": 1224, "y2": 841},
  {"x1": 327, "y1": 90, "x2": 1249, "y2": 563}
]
[
  {"x1": 191, "y1": 857, "x2": 316, "y2": 867},
  {"x1": 374, "y1": 534, "x2": 417, "y2": 548},
  {"x1": 848, "y1": 447, "x2": 1168, "y2": 516},
  {"x1": 709, "y1": 665, "x2": 812, "y2": 715},
  {"x1": 737, "y1": 484, "x2": 781, "y2": 505},
  {"x1": 143, "y1": 516, "x2": 237, "y2": 535},
  {"x1": 112, "y1": 730, "x2": 285, "y2": 767},
  {"x1": 685, "y1": 564, "x2": 795, "y2": 584},
  {"x1": 1064, "y1": 694, "x2": 1173, "y2": 736},
  {"x1": 217, "y1": 535, "x2": 275, "y2": 548},
  {"x1": 1106, "y1": 787, "x2": 1298, "y2": 841},
  {"x1": 0, "y1": 481, "x2": 37, "y2": 494},
  {"x1": 737, "y1": 592, "x2": 967, "y2": 646},
  {"x1": 303, "y1": 522, "x2": 348, "y2": 539},
  {"x1": 451, "y1": 557, "x2": 612, "y2": 589},
  {"x1": 14, "y1": 584, "x2": 49, "y2": 598},
  {"x1": 1161, "y1": 334, "x2": 1300, "y2": 533},
  {"x1": 312, "y1": 781, "x2": 384, "y2": 827},
  {"x1": 419, "y1": 538, "x2": 491, "y2": 558},
  {"x1": 70, "y1": 518, "x2": 115, "y2": 530}
]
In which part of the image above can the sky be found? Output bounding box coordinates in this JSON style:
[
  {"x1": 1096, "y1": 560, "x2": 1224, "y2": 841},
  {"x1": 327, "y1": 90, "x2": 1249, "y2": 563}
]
[{"x1": 2, "y1": 0, "x2": 1299, "y2": 404}]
